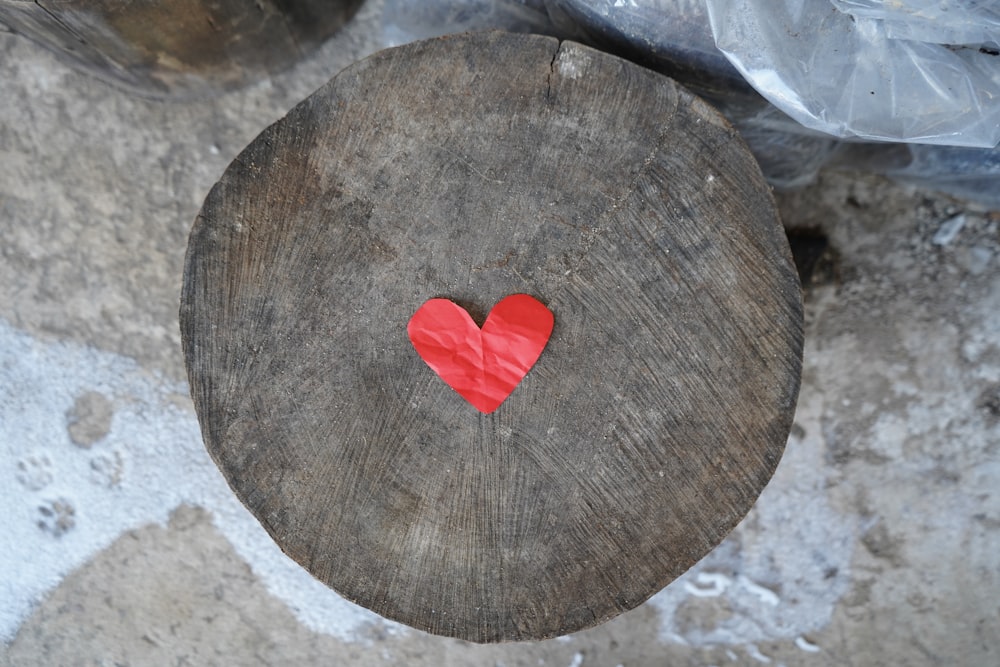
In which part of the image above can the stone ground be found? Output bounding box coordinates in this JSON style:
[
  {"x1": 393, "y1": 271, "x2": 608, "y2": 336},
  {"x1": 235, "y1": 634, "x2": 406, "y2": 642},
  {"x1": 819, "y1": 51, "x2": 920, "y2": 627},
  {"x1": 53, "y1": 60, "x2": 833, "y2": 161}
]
[{"x1": 1, "y1": 4, "x2": 999, "y2": 666}]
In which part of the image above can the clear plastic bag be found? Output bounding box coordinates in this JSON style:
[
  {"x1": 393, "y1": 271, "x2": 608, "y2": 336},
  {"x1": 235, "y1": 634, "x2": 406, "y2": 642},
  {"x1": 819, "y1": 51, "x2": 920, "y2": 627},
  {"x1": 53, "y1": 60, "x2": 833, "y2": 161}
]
[
  {"x1": 544, "y1": 0, "x2": 751, "y2": 101},
  {"x1": 705, "y1": 0, "x2": 1000, "y2": 147},
  {"x1": 829, "y1": 0, "x2": 1000, "y2": 47},
  {"x1": 890, "y1": 145, "x2": 1000, "y2": 207},
  {"x1": 377, "y1": 0, "x2": 1000, "y2": 201},
  {"x1": 543, "y1": 0, "x2": 841, "y2": 187},
  {"x1": 833, "y1": 143, "x2": 1000, "y2": 208},
  {"x1": 380, "y1": 0, "x2": 556, "y2": 46},
  {"x1": 733, "y1": 121, "x2": 841, "y2": 190}
]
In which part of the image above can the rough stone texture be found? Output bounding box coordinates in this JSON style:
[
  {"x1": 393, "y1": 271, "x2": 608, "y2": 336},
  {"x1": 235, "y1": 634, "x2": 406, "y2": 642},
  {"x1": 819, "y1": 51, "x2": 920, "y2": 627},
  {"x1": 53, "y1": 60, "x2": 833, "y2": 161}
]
[{"x1": 1, "y1": 2, "x2": 999, "y2": 665}]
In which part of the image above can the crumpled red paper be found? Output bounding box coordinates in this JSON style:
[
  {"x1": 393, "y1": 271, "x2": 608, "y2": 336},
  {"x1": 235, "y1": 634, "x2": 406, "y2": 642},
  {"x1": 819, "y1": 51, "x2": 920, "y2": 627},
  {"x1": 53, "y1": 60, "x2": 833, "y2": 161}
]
[{"x1": 407, "y1": 294, "x2": 554, "y2": 413}]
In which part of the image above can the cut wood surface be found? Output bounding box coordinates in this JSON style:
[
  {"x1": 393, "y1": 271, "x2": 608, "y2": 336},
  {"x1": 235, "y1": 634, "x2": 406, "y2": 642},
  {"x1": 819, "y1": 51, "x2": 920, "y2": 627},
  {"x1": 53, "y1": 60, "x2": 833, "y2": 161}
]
[
  {"x1": 180, "y1": 32, "x2": 803, "y2": 642},
  {"x1": 0, "y1": 0, "x2": 363, "y2": 97}
]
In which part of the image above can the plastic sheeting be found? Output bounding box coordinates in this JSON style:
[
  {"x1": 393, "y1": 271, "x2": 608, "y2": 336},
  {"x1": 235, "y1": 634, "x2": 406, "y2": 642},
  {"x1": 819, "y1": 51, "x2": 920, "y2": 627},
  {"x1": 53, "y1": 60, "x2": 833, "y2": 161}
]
[
  {"x1": 375, "y1": 0, "x2": 1000, "y2": 201},
  {"x1": 706, "y1": 0, "x2": 1000, "y2": 147}
]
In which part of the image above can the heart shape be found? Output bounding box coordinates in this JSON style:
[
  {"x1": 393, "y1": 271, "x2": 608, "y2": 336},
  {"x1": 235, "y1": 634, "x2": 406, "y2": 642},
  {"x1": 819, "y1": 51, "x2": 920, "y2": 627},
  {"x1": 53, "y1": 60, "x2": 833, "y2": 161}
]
[{"x1": 407, "y1": 294, "x2": 554, "y2": 414}]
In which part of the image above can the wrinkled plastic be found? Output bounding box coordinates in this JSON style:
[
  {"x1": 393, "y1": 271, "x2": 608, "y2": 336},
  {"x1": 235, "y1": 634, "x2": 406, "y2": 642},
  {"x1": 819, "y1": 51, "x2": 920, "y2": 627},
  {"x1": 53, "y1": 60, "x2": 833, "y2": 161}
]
[
  {"x1": 890, "y1": 145, "x2": 1000, "y2": 207},
  {"x1": 829, "y1": 0, "x2": 1000, "y2": 46},
  {"x1": 381, "y1": 0, "x2": 556, "y2": 45},
  {"x1": 890, "y1": 145, "x2": 1000, "y2": 206},
  {"x1": 545, "y1": 0, "x2": 752, "y2": 101},
  {"x1": 734, "y1": 120, "x2": 841, "y2": 189},
  {"x1": 831, "y1": 143, "x2": 1000, "y2": 208},
  {"x1": 544, "y1": 0, "x2": 843, "y2": 187},
  {"x1": 379, "y1": 0, "x2": 1000, "y2": 201},
  {"x1": 408, "y1": 295, "x2": 554, "y2": 414},
  {"x1": 705, "y1": 0, "x2": 1000, "y2": 147}
]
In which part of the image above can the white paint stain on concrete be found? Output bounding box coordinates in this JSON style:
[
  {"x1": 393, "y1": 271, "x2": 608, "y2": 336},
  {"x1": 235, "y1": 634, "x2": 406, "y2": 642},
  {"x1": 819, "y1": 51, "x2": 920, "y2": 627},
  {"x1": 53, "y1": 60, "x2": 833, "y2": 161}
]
[
  {"x1": 0, "y1": 319, "x2": 385, "y2": 642},
  {"x1": 795, "y1": 636, "x2": 821, "y2": 653},
  {"x1": 683, "y1": 572, "x2": 731, "y2": 597},
  {"x1": 736, "y1": 576, "x2": 781, "y2": 607},
  {"x1": 745, "y1": 643, "x2": 771, "y2": 663}
]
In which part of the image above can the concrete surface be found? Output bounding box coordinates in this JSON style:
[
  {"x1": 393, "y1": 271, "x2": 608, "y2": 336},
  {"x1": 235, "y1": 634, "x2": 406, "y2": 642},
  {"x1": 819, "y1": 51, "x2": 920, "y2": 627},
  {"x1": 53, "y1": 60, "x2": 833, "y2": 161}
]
[{"x1": 1, "y1": 4, "x2": 998, "y2": 666}]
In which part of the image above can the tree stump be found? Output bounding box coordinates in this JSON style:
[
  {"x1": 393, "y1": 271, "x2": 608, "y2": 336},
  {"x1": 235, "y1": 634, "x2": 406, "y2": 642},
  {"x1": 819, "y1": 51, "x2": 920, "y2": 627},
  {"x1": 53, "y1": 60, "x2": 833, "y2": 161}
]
[
  {"x1": 0, "y1": 0, "x2": 363, "y2": 97},
  {"x1": 180, "y1": 32, "x2": 803, "y2": 642}
]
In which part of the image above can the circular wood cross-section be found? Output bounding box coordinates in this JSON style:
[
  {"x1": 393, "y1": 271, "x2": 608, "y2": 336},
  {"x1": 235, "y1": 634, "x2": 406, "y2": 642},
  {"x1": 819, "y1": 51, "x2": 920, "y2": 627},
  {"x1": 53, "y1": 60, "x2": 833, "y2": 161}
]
[{"x1": 180, "y1": 32, "x2": 803, "y2": 642}]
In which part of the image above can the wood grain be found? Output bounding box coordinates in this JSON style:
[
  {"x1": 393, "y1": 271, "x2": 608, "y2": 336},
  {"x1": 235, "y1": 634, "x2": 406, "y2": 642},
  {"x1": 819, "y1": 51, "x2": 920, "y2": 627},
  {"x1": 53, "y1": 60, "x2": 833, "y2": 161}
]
[
  {"x1": 0, "y1": 0, "x2": 363, "y2": 97},
  {"x1": 180, "y1": 32, "x2": 803, "y2": 642}
]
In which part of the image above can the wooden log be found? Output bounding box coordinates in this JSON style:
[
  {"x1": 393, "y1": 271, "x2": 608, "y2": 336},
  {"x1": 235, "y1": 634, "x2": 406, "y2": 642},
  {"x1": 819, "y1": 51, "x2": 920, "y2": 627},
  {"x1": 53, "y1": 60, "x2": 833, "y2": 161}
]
[
  {"x1": 180, "y1": 32, "x2": 803, "y2": 642},
  {"x1": 0, "y1": 0, "x2": 364, "y2": 97}
]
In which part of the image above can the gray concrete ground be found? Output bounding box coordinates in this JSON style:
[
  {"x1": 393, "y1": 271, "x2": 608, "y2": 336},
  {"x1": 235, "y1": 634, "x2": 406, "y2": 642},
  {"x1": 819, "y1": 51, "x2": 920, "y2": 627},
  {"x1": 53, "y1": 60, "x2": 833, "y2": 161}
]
[{"x1": 1, "y1": 4, "x2": 999, "y2": 666}]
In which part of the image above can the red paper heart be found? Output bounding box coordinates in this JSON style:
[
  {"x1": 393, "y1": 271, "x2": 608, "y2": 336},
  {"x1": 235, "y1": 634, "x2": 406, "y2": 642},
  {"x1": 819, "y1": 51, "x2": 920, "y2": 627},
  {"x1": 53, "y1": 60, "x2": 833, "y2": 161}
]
[{"x1": 407, "y1": 294, "x2": 554, "y2": 414}]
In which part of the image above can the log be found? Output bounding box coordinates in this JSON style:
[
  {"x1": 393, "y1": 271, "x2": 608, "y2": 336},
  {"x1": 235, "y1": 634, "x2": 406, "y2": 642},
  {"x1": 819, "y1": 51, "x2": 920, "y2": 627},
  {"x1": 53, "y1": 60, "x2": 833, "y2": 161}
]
[
  {"x1": 180, "y1": 32, "x2": 803, "y2": 642},
  {"x1": 0, "y1": 0, "x2": 364, "y2": 97}
]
